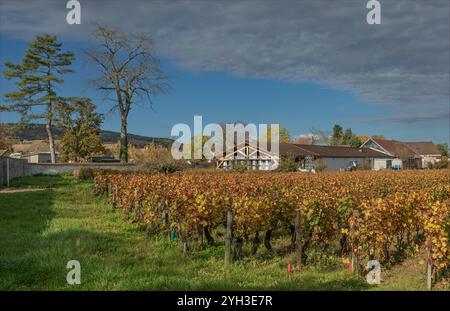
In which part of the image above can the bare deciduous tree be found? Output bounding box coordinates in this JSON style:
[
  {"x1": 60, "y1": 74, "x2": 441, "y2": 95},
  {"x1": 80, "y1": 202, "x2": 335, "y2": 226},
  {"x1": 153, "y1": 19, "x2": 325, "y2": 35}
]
[{"x1": 86, "y1": 25, "x2": 171, "y2": 162}]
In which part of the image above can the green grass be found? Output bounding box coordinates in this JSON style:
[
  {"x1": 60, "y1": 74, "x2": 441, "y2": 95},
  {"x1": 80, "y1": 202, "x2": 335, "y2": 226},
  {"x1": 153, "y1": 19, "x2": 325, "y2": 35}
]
[
  {"x1": 8, "y1": 174, "x2": 78, "y2": 188},
  {"x1": 0, "y1": 175, "x2": 446, "y2": 290}
]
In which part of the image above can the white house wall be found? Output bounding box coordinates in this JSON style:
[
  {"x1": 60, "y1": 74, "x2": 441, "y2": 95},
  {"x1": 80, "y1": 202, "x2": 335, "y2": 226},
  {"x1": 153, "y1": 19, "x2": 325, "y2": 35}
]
[
  {"x1": 422, "y1": 155, "x2": 441, "y2": 168},
  {"x1": 372, "y1": 158, "x2": 402, "y2": 170},
  {"x1": 373, "y1": 158, "x2": 388, "y2": 170}
]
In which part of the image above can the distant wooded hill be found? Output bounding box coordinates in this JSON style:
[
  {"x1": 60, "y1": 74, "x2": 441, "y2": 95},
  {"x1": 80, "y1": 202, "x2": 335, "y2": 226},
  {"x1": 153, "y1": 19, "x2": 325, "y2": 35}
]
[{"x1": 4, "y1": 124, "x2": 173, "y2": 148}]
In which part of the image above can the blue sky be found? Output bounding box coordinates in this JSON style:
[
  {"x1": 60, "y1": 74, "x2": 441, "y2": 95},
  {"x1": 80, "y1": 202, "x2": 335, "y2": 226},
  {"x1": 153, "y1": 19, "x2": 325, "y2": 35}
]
[{"x1": 1, "y1": 0, "x2": 449, "y2": 144}]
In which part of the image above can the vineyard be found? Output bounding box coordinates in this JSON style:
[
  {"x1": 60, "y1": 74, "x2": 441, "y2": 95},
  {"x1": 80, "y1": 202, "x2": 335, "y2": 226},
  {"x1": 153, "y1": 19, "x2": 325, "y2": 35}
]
[{"x1": 94, "y1": 169, "x2": 450, "y2": 288}]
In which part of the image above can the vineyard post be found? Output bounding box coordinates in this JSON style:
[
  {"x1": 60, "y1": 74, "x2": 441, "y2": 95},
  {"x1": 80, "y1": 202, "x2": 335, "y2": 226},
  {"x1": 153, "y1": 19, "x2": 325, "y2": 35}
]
[
  {"x1": 295, "y1": 209, "x2": 303, "y2": 267},
  {"x1": 350, "y1": 252, "x2": 355, "y2": 273},
  {"x1": 350, "y1": 251, "x2": 361, "y2": 275},
  {"x1": 134, "y1": 188, "x2": 140, "y2": 221},
  {"x1": 225, "y1": 209, "x2": 233, "y2": 265},
  {"x1": 162, "y1": 206, "x2": 170, "y2": 240},
  {"x1": 112, "y1": 184, "x2": 118, "y2": 208},
  {"x1": 426, "y1": 239, "x2": 433, "y2": 290}
]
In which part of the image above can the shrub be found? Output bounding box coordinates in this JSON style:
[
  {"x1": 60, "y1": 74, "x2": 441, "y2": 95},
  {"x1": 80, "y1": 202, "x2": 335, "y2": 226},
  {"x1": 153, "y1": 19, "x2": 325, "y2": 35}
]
[
  {"x1": 314, "y1": 159, "x2": 327, "y2": 172},
  {"x1": 429, "y1": 157, "x2": 448, "y2": 169},
  {"x1": 277, "y1": 155, "x2": 299, "y2": 172},
  {"x1": 73, "y1": 168, "x2": 95, "y2": 180},
  {"x1": 130, "y1": 143, "x2": 188, "y2": 173}
]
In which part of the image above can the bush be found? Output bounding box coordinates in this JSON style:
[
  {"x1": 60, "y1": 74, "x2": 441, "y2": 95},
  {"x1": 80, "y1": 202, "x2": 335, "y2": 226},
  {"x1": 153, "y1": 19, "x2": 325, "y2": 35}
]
[
  {"x1": 73, "y1": 168, "x2": 95, "y2": 180},
  {"x1": 130, "y1": 143, "x2": 188, "y2": 174},
  {"x1": 228, "y1": 159, "x2": 251, "y2": 172},
  {"x1": 314, "y1": 159, "x2": 327, "y2": 172},
  {"x1": 148, "y1": 161, "x2": 187, "y2": 174},
  {"x1": 277, "y1": 155, "x2": 299, "y2": 172},
  {"x1": 429, "y1": 156, "x2": 448, "y2": 169},
  {"x1": 356, "y1": 164, "x2": 371, "y2": 171}
]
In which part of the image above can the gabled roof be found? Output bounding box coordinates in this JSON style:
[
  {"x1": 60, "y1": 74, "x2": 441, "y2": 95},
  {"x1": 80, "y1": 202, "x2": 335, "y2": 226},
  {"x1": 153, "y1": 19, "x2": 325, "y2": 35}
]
[
  {"x1": 280, "y1": 143, "x2": 393, "y2": 158},
  {"x1": 221, "y1": 142, "x2": 279, "y2": 159},
  {"x1": 404, "y1": 142, "x2": 440, "y2": 155},
  {"x1": 280, "y1": 143, "x2": 316, "y2": 157},
  {"x1": 370, "y1": 139, "x2": 418, "y2": 158},
  {"x1": 292, "y1": 136, "x2": 315, "y2": 145}
]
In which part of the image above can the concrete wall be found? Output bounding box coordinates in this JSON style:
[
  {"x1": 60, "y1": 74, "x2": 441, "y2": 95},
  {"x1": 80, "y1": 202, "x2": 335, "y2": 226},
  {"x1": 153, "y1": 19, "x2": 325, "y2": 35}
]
[
  {"x1": 0, "y1": 157, "x2": 28, "y2": 186},
  {"x1": 25, "y1": 163, "x2": 139, "y2": 176},
  {"x1": 0, "y1": 159, "x2": 139, "y2": 186}
]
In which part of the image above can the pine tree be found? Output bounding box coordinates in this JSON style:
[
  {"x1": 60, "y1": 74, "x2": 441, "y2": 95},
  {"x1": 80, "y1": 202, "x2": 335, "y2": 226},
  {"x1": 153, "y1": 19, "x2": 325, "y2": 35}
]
[
  {"x1": 2, "y1": 35, "x2": 75, "y2": 163},
  {"x1": 58, "y1": 98, "x2": 105, "y2": 162},
  {"x1": 0, "y1": 124, "x2": 14, "y2": 151},
  {"x1": 330, "y1": 124, "x2": 343, "y2": 146}
]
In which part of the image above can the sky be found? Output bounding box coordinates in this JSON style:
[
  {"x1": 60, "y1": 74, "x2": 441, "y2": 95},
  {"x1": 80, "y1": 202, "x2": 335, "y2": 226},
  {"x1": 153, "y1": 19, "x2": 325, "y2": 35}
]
[{"x1": 0, "y1": 0, "x2": 449, "y2": 144}]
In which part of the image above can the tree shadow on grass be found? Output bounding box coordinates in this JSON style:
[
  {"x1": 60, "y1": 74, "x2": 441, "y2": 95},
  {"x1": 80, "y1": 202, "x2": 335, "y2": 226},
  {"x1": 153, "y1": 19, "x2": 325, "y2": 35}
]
[
  {"x1": 0, "y1": 188, "x2": 136, "y2": 290},
  {"x1": 8, "y1": 175, "x2": 80, "y2": 189},
  {"x1": 0, "y1": 188, "x2": 56, "y2": 289}
]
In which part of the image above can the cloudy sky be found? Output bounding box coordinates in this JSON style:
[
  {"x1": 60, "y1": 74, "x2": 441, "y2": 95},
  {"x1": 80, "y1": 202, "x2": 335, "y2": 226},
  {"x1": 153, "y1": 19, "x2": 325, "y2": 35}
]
[{"x1": 0, "y1": 0, "x2": 449, "y2": 143}]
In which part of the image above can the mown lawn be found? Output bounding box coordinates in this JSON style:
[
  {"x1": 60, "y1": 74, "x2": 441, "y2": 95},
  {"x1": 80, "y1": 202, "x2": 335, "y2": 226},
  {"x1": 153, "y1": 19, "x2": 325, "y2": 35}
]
[{"x1": 0, "y1": 175, "x2": 445, "y2": 290}]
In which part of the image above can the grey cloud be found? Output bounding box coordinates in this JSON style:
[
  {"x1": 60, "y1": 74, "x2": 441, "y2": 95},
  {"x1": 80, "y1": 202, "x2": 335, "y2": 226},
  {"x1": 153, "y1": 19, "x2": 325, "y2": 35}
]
[
  {"x1": 370, "y1": 114, "x2": 449, "y2": 124},
  {"x1": 0, "y1": 0, "x2": 449, "y2": 125}
]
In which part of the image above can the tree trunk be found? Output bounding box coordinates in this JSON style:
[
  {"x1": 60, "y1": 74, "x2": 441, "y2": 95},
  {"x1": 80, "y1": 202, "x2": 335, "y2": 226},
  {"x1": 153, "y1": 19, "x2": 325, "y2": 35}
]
[
  {"x1": 234, "y1": 237, "x2": 244, "y2": 260},
  {"x1": 120, "y1": 116, "x2": 128, "y2": 163},
  {"x1": 46, "y1": 105, "x2": 56, "y2": 164},
  {"x1": 251, "y1": 231, "x2": 260, "y2": 255},
  {"x1": 290, "y1": 225, "x2": 296, "y2": 252},
  {"x1": 204, "y1": 227, "x2": 215, "y2": 246}
]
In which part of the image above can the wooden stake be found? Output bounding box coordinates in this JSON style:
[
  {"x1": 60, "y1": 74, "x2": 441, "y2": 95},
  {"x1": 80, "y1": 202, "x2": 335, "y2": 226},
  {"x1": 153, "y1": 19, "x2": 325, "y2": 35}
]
[
  {"x1": 295, "y1": 209, "x2": 303, "y2": 267},
  {"x1": 426, "y1": 239, "x2": 433, "y2": 290},
  {"x1": 225, "y1": 209, "x2": 233, "y2": 265}
]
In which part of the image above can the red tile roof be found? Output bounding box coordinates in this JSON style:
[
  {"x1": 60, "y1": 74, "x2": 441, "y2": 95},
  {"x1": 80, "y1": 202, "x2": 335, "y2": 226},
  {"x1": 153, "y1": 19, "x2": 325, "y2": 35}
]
[
  {"x1": 370, "y1": 139, "x2": 437, "y2": 158},
  {"x1": 280, "y1": 143, "x2": 392, "y2": 158},
  {"x1": 404, "y1": 142, "x2": 440, "y2": 155}
]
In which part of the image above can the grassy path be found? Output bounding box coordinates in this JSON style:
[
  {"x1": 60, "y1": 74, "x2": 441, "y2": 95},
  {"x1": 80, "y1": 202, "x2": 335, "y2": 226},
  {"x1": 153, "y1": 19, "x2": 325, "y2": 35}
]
[{"x1": 0, "y1": 175, "x2": 445, "y2": 290}]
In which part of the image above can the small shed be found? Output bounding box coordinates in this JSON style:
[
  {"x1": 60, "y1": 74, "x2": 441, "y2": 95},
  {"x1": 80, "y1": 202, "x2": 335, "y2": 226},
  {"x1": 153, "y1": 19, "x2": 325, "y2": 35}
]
[{"x1": 23, "y1": 152, "x2": 57, "y2": 164}]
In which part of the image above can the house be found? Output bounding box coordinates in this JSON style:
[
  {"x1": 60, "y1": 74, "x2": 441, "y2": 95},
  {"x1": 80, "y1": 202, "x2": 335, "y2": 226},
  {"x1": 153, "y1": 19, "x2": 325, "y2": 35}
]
[
  {"x1": 403, "y1": 142, "x2": 442, "y2": 168},
  {"x1": 360, "y1": 138, "x2": 441, "y2": 169},
  {"x1": 280, "y1": 143, "x2": 393, "y2": 172},
  {"x1": 22, "y1": 152, "x2": 57, "y2": 164},
  {"x1": 216, "y1": 139, "x2": 441, "y2": 172},
  {"x1": 217, "y1": 142, "x2": 280, "y2": 170}
]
